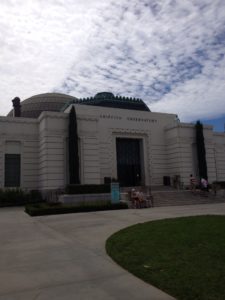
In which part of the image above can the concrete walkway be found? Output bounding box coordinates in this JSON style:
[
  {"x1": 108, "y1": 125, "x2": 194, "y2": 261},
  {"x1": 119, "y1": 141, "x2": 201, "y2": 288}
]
[{"x1": 1, "y1": 203, "x2": 225, "y2": 300}]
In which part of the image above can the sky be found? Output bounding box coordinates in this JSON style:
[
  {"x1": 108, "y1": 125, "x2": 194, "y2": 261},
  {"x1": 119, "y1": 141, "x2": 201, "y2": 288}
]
[{"x1": 1, "y1": 0, "x2": 225, "y2": 131}]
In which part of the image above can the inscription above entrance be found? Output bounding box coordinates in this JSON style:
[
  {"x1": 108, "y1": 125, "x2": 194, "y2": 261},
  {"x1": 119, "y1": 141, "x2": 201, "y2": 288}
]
[{"x1": 100, "y1": 114, "x2": 157, "y2": 123}]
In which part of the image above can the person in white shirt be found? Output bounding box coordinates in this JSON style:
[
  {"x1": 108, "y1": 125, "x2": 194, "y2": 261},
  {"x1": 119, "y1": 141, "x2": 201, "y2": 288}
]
[{"x1": 201, "y1": 178, "x2": 208, "y2": 192}]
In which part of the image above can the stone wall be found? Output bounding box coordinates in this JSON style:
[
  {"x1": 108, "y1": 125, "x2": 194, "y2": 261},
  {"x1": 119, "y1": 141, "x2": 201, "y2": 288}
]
[{"x1": 0, "y1": 116, "x2": 39, "y2": 190}]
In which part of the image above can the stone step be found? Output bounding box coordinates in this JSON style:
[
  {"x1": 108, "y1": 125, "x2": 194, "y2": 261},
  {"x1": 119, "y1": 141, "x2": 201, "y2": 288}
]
[
  {"x1": 120, "y1": 186, "x2": 225, "y2": 207},
  {"x1": 151, "y1": 190, "x2": 225, "y2": 207}
]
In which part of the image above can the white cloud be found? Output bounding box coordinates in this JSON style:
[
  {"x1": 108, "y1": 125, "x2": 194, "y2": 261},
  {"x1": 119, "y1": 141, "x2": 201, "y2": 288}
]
[
  {"x1": 0, "y1": 0, "x2": 225, "y2": 123},
  {"x1": 151, "y1": 54, "x2": 225, "y2": 121}
]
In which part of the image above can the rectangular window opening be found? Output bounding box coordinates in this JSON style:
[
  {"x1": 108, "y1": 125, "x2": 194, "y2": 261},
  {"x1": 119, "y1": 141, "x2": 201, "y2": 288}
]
[{"x1": 4, "y1": 154, "x2": 21, "y2": 187}]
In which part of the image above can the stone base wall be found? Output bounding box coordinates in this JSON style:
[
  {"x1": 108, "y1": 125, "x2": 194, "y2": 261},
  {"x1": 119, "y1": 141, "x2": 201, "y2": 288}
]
[{"x1": 58, "y1": 193, "x2": 111, "y2": 205}]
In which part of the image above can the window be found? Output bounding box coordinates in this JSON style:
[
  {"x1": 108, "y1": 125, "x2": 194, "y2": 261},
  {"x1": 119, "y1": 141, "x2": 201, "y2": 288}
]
[{"x1": 4, "y1": 154, "x2": 21, "y2": 187}]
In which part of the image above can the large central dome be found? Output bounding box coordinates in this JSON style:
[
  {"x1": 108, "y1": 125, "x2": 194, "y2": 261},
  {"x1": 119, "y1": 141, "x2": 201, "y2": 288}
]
[{"x1": 7, "y1": 93, "x2": 78, "y2": 118}]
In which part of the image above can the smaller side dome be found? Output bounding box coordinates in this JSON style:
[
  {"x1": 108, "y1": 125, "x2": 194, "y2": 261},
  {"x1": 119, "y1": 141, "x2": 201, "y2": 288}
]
[{"x1": 82, "y1": 92, "x2": 150, "y2": 111}]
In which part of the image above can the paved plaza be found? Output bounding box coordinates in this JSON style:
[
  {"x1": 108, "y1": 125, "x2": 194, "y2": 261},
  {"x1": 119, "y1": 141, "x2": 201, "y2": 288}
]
[{"x1": 1, "y1": 203, "x2": 225, "y2": 300}]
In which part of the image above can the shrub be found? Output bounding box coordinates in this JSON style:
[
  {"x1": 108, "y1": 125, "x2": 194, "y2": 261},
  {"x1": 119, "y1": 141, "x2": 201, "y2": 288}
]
[
  {"x1": 0, "y1": 189, "x2": 43, "y2": 207},
  {"x1": 68, "y1": 106, "x2": 80, "y2": 184},
  {"x1": 65, "y1": 184, "x2": 110, "y2": 194},
  {"x1": 25, "y1": 202, "x2": 128, "y2": 216},
  {"x1": 195, "y1": 121, "x2": 208, "y2": 180}
]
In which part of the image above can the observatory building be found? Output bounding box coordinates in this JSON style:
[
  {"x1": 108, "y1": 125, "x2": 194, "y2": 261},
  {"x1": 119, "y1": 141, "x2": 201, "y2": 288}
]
[{"x1": 0, "y1": 92, "x2": 224, "y2": 192}]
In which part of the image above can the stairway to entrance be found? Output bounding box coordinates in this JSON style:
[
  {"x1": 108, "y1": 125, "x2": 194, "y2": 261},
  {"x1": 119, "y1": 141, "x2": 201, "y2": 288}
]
[
  {"x1": 152, "y1": 189, "x2": 225, "y2": 207},
  {"x1": 121, "y1": 186, "x2": 225, "y2": 207}
]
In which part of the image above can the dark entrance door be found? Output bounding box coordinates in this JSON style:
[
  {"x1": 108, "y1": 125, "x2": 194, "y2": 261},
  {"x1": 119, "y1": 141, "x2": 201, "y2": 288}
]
[{"x1": 116, "y1": 138, "x2": 142, "y2": 187}]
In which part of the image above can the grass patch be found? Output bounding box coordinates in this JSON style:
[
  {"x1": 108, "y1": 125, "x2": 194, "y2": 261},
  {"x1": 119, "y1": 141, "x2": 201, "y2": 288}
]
[
  {"x1": 106, "y1": 215, "x2": 225, "y2": 300},
  {"x1": 25, "y1": 201, "x2": 128, "y2": 216}
]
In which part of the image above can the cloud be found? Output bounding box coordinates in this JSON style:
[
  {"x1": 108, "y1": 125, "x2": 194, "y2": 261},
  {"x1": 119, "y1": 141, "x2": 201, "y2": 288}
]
[
  {"x1": 0, "y1": 0, "x2": 225, "y2": 123},
  {"x1": 151, "y1": 64, "x2": 225, "y2": 122}
]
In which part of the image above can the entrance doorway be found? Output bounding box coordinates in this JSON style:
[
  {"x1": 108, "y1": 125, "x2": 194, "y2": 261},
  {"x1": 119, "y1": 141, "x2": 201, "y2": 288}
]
[{"x1": 116, "y1": 138, "x2": 143, "y2": 187}]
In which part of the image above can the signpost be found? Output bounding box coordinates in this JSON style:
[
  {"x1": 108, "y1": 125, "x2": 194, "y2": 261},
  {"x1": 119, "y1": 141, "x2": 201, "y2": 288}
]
[{"x1": 111, "y1": 182, "x2": 120, "y2": 203}]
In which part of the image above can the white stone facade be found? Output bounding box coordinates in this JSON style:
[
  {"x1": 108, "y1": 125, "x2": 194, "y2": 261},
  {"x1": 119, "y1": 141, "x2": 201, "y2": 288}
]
[{"x1": 0, "y1": 103, "x2": 224, "y2": 192}]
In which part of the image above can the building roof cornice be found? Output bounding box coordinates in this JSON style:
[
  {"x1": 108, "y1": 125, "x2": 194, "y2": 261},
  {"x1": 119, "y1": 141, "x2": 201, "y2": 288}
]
[
  {"x1": 0, "y1": 116, "x2": 38, "y2": 124},
  {"x1": 165, "y1": 122, "x2": 213, "y2": 131}
]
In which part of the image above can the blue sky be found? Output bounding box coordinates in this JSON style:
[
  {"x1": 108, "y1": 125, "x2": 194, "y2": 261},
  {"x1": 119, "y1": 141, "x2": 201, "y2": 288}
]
[
  {"x1": 0, "y1": 0, "x2": 225, "y2": 130},
  {"x1": 202, "y1": 116, "x2": 225, "y2": 132}
]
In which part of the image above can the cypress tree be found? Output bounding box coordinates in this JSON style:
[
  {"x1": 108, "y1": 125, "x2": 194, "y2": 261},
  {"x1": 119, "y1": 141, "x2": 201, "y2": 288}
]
[
  {"x1": 68, "y1": 106, "x2": 80, "y2": 184},
  {"x1": 195, "y1": 120, "x2": 208, "y2": 180}
]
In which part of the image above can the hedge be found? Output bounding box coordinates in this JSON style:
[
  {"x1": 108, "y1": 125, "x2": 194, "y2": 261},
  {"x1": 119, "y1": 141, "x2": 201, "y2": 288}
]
[
  {"x1": 25, "y1": 202, "x2": 128, "y2": 216},
  {"x1": 0, "y1": 189, "x2": 43, "y2": 207}
]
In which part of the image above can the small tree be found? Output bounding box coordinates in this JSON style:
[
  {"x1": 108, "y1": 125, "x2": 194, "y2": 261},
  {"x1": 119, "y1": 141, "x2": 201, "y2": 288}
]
[
  {"x1": 68, "y1": 106, "x2": 80, "y2": 184},
  {"x1": 195, "y1": 120, "x2": 208, "y2": 180}
]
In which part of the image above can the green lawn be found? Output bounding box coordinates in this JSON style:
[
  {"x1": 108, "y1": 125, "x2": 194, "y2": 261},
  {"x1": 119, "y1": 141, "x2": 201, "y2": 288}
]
[{"x1": 106, "y1": 215, "x2": 225, "y2": 300}]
